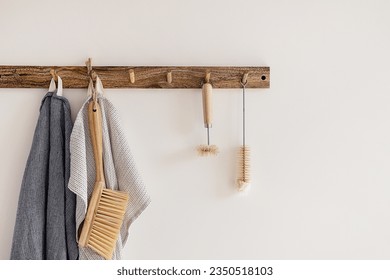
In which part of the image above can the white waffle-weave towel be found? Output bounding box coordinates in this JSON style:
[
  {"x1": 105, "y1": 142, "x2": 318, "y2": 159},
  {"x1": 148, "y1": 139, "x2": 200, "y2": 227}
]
[{"x1": 68, "y1": 77, "x2": 150, "y2": 259}]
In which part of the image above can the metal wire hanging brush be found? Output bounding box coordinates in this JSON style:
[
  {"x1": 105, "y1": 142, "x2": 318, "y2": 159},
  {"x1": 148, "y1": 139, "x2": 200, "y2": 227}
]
[{"x1": 237, "y1": 74, "x2": 251, "y2": 191}]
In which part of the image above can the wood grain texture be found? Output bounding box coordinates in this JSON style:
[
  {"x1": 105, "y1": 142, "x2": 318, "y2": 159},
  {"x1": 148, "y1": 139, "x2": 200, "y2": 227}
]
[{"x1": 0, "y1": 66, "x2": 270, "y2": 89}]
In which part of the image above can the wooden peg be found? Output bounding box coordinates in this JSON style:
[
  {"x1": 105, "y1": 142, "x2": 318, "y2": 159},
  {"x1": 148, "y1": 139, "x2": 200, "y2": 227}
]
[
  {"x1": 85, "y1": 58, "x2": 92, "y2": 74},
  {"x1": 167, "y1": 71, "x2": 172, "y2": 84},
  {"x1": 205, "y1": 72, "x2": 211, "y2": 83},
  {"x1": 129, "y1": 69, "x2": 135, "y2": 84},
  {"x1": 85, "y1": 58, "x2": 97, "y2": 80},
  {"x1": 50, "y1": 69, "x2": 57, "y2": 81},
  {"x1": 90, "y1": 70, "x2": 97, "y2": 80},
  {"x1": 242, "y1": 72, "x2": 249, "y2": 84}
]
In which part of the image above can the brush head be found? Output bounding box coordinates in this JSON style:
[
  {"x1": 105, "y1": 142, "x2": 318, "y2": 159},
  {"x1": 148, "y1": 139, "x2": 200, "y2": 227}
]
[
  {"x1": 237, "y1": 180, "x2": 251, "y2": 192},
  {"x1": 87, "y1": 188, "x2": 128, "y2": 259},
  {"x1": 237, "y1": 145, "x2": 251, "y2": 191},
  {"x1": 197, "y1": 144, "x2": 219, "y2": 156},
  {"x1": 79, "y1": 183, "x2": 129, "y2": 259}
]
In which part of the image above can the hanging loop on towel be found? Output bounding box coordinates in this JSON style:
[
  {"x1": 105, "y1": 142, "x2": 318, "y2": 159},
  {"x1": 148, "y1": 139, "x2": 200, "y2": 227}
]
[
  {"x1": 56, "y1": 76, "x2": 63, "y2": 96},
  {"x1": 48, "y1": 69, "x2": 63, "y2": 96},
  {"x1": 48, "y1": 77, "x2": 56, "y2": 92}
]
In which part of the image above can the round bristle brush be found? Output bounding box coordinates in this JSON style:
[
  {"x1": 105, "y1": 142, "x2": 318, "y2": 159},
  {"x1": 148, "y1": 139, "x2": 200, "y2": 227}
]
[
  {"x1": 237, "y1": 146, "x2": 250, "y2": 191},
  {"x1": 237, "y1": 75, "x2": 251, "y2": 191},
  {"x1": 197, "y1": 74, "x2": 218, "y2": 156}
]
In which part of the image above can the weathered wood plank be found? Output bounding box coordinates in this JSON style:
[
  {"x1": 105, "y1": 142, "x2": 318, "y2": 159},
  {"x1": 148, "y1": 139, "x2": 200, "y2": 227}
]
[{"x1": 0, "y1": 66, "x2": 270, "y2": 89}]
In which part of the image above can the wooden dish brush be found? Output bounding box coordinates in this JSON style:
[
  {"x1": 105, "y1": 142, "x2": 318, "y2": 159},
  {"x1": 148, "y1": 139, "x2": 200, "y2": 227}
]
[
  {"x1": 197, "y1": 74, "x2": 218, "y2": 156},
  {"x1": 78, "y1": 99, "x2": 129, "y2": 259}
]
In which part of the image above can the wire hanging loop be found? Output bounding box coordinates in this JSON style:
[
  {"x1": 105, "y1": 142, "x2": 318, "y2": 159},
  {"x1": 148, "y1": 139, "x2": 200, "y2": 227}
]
[{"x1": 240, "y1": 80, "x2": 247, "y2": 147}]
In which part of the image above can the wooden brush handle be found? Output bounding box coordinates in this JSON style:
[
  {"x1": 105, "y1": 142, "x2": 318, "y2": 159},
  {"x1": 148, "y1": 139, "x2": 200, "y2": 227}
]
[
  {"x1": 78, "y1": 182, "x2": 104, "y2": 247},
  {"x1": 202, "y1": 82, "x2": 213, "y2": 128},
  {"x1": 88, "y1": 100, "x2": 105, "y2": 183},
  {"x1": 79, "y1": 101, "x2": 105, "y2": 247}
]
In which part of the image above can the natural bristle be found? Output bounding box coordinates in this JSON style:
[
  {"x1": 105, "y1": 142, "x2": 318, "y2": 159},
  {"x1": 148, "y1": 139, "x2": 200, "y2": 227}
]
[
  {"x1": 197, "y1": 145, "x2": 219, "y2": 156},
  {"x1": 237, "y1": 180, "x2": 251, "y2": 192},
  {"x1": 237, "y1": 146, "x2": 250, "y2": 191},
  {"x1": 85, "y1": 188, "x2": 129, "y2": 259}
]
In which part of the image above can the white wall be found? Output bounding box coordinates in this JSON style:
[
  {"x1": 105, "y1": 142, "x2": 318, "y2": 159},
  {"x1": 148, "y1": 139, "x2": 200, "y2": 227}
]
[{"x1": 1, "y1": 0, "x2": 390, "y2": 259}]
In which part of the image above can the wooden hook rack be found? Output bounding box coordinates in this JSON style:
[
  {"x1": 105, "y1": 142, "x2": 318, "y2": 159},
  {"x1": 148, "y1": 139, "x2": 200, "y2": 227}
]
[{"x1": 0, "y1": 66, "x2": 270, "y2": 89}]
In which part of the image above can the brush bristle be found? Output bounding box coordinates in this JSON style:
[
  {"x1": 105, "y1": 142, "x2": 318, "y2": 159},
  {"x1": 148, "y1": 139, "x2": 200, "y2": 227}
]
[
  {"x1": 87, "y1": 189, "x2": 128, "y2": 259},
  {"x1": 197, "y1": 145, "x2": 219, "y2": 156},
  {"x1": 237, "y1": 145, "x2": 250, "y2": 191}
]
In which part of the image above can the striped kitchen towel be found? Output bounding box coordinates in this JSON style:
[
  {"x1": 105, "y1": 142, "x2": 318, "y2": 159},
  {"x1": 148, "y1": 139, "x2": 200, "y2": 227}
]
[{"x1": 68, "y1": 77, "x2": 150, "y2": 259}]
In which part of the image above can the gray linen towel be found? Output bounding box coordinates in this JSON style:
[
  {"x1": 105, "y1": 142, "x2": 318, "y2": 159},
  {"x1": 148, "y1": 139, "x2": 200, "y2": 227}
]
[
  {"x1": 68, "y1": 78, "x2": 150, "y2": 259},
  {"x1": 10, "y1": 90, "x2": 78, "y2": 260}
]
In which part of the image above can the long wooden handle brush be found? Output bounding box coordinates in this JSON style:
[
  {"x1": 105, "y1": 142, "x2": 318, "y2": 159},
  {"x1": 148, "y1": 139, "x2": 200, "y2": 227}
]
[
  {"x1": 78, "y1": 98, "x2": 129, "y2": 259},
  {"x1": 197, "y1": 78, "x2": 218, "y2": 156},
  {"x1": 237, "y1": 78, "x2": 251, "y2": 191}
]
